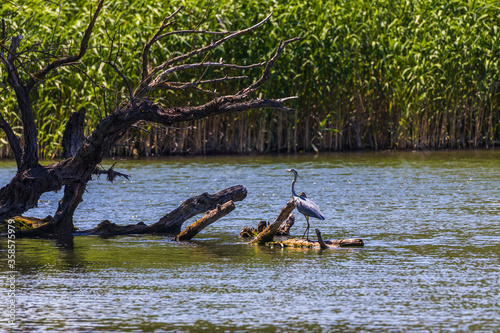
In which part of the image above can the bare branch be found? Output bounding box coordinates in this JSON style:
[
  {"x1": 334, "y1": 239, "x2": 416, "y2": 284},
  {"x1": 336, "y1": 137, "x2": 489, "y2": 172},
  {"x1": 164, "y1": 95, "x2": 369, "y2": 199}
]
[
  {"x1": 155, "y1": 75, "x2": 248, "y2": 92},
  {"x1": 0, "y1": 35, "x2": 24, "y2": 89},
  {"x1": 7, "y1": 35, "x2": 23, "y2": 62},
  {"x1": 0, "y1": 113, "x2": 22, "y2": 168},
  {"x1": 135, "y1": 11, "x2": 273, "y2": 96},
  {"x1": 68, "y1": 63, "x2": 103, "y2": 89},
  {"x1": 276, "y1": 96, "x2": 299, "y2": 103},
  {"x1": 217, "y1": 98, "x2": 296, "y2": 114},
  {"x1": 103, "y1": 61, "x2": 135, "y2": 103},
  {"x1": 147, "y1": 61, "x2": 263, "y2": 92},
  {"x1": 93, "y1": 161, "x2": 130, "y2": 182},
  {"x1": 152, "y1": 29, "x2": 233, "y2": 45},
  {"x1": 1, "y1": 19, "x2": 5, "y2": 42},
  {"x1": 0, "y1": 34, "x2": 39, "y2": 170},
  {"x1": 141, "y1": 6, "x2": 184, "y2": 82},
  {"x1": 161, "y1": 12, "x2": 272, "y2": 68},
  {"x1": 26, "y1": 0, "x2": 104, "y2": 91},
  {"x1": 236, "y1": 37, "x2": 301, "y2": 98}
]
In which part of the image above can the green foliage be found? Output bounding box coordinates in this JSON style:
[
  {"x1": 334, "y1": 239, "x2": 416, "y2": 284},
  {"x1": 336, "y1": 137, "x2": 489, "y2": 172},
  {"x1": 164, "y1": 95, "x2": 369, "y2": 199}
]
[{"x1": 1, "y1": 0, "x2": 500, "y2": 157}]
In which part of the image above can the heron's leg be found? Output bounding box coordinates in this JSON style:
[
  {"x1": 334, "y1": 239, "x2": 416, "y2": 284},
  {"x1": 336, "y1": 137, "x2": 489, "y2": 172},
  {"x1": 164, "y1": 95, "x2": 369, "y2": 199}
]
[
  {"x1": 302, "y1": 215, "x2": 310, "y2": 241},
  {"x1": 302, "y1": 215, "x2": 309, "y2": 240}
]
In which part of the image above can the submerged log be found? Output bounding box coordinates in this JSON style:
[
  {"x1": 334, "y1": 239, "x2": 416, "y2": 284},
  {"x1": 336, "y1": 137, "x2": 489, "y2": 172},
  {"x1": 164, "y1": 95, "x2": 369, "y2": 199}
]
[
  {"x1": 85, "y1": 220, "x2": 148, "y2": 237},
  {"x1": 279, "y1": 237, "x2": 364, "y2": 249},
  {"x1": 249, "y1": 191, "x2": 364, "y2": 249},
  {"x1": 239, "y1": 226, "x2": 257, "y2": 238},
  {"x1": 0, "y1": 215, "x2": 54, "y2": 236},
  {"x1": 175, "y1": 201, "x2": 235, "y2": 241}
]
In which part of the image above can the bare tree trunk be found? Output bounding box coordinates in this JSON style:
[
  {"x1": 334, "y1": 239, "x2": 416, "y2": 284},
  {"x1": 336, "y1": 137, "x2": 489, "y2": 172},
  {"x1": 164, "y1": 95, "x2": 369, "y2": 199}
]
[
  {"x1": 52, "y1": 183, "x2": 87, "y2": 238},
  {"x1": 51, "y1": 107, "x2": 89, "y2": 238}
]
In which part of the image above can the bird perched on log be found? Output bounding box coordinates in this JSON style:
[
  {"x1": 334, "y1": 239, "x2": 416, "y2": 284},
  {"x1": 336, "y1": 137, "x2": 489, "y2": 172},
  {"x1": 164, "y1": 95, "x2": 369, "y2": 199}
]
[{"x1": 285, "y1": 168, "x2": 325, "y2": 240}]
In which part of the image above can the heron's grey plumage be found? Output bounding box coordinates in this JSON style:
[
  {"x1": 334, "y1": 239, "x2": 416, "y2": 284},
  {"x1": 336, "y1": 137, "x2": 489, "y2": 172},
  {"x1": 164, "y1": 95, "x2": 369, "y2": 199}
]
[
  {"x1": 293, "y1": 195, "x2": 325, "y2": 221},
  {"x1": 285, "y1": 168, "x2": 325, "y2": 240}
]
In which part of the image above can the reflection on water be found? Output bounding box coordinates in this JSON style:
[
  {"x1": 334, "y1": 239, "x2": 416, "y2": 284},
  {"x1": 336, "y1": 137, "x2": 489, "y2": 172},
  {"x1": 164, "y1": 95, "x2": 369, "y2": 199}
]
[{"x1": 1, "y1": 150, "x2": 500, "y2": 331}]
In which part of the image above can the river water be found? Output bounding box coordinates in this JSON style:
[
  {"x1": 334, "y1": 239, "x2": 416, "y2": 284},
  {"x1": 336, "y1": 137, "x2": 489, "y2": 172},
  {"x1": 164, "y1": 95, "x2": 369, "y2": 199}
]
[{"x1": 1, "y1": 150, "x2": 499, "y2": 332}]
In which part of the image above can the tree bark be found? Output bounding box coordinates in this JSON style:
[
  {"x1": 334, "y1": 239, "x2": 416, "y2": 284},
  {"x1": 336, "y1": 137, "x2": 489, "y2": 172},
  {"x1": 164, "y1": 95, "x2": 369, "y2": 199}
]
[
  {"x1": 239, "y1": 213, "x2": 294, "y2": 238},
  {"x1": 175, "y1": 201, "x2": 235, "y2": 241},
  {"x1": 250, "y1": 199, "x2": 295, "y2": 245},
  {"x1": 52, "y1": 183, "x2": 87, "y2": 238},
  {"x1": 51, "y1": 107, "x2": 89, "y2": 237}
]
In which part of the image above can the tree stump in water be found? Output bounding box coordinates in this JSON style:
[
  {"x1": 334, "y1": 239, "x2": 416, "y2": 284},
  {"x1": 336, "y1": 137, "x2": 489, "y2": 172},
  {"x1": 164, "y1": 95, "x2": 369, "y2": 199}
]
[
  {"x1": 250, "y1": 199, "x2": 295, "y2": 244},
  {"x1": 239, "y1": 214, "x2": 294, "y2": 238}
]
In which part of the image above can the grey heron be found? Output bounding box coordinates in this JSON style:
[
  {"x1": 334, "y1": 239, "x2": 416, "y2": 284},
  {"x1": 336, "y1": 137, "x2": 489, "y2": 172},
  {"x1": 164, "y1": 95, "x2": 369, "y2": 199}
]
[{"x1": 285, "y1": 168, "x2": 325, "y2": 240}]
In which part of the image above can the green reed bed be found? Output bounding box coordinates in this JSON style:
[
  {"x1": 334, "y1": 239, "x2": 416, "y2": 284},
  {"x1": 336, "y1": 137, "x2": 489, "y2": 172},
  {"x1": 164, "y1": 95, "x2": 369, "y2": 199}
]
[{"x1": 1, "y1": 0, "x2": 499, "y2": 157}]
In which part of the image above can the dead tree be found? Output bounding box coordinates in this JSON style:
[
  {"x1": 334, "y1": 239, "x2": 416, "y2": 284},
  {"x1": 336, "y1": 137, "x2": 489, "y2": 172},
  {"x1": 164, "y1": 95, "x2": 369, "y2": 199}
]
[{"x1": 0, "y1": 1, "x2": 299, "y2": 238}]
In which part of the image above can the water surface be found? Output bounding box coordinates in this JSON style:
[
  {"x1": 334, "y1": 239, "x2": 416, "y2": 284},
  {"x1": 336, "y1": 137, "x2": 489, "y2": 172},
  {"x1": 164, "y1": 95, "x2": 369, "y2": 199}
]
[{"x1": 1, "y1": 150, "x2": 499, "y2": 331}]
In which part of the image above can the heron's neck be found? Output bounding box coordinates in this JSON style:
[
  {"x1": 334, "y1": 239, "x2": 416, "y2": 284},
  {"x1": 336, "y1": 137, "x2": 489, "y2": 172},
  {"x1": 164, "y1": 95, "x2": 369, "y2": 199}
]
[{"x1": 291, "y1": 172, "x2": 298, "y2": 197}]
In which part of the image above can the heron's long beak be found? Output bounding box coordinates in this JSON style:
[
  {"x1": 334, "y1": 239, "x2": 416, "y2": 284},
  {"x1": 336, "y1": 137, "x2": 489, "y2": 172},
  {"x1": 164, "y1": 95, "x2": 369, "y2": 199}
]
[{"x1": 285, "y1": 169, "x2": 292, "y2": 172}]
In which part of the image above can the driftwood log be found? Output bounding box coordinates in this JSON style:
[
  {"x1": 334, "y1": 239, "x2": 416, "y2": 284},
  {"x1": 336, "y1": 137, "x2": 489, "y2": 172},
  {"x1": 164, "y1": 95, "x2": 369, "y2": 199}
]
[
  {"x1": 279, "y1": 229, "x2": 364, "y2": 248},
  {"x1": 175, "y1": 201, "x2": 235, "y2": 241},
  {"x1": 4, "y1": 185, "x2": 246, "y2": 238},
  {"x1": 76, "y1": 185, "x2": 246, "y2": 237}
]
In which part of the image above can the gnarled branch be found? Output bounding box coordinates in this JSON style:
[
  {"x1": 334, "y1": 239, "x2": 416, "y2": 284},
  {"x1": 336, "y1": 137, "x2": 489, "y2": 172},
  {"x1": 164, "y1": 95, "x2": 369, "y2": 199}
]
[
  {"x1": 0, "y1": 3, "x2": 299, "y2": 238},
  {"x1": 26, "y1": 0, "x2": 104, "y2": 91},
  {"x1": 0, "y1": 113, "x2": 21, "y2": 168},
  {"x1": 147, "y1": 62, "x2": 264, "y2": 93},
  {"x1": 157, "y1": 75, "x2": 248, "y2": 92},
  {"x1": 236, "y1": 37, "x2": 301, "y2": 98},
  {"x1": 141, "y1": 6, "x2": 184, "y2": 81},
  {"x1": 135, "y1": 11, "x2": 274, "y2": 96}
]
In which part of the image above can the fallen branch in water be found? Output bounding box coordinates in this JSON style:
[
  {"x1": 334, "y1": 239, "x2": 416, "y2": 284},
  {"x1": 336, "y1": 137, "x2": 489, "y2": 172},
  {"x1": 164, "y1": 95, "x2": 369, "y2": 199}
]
[
  {"x1": 175, "y1": 201, "x2": 235, "y2": 241},
  {"x1": 77, "y1": 185, "x2": 246, "y2": 237},
  {"x1": 250, "y1": 198, "x2": 295, "y2": 245},
  {"x1": 278, "y1": 237, "x2": 364, "y2": 248}
]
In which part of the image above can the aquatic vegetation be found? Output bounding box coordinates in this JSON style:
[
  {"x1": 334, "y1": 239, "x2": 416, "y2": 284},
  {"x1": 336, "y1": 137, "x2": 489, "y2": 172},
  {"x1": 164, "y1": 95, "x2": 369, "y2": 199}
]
[{"x1": 1, "y1": 0, "x2": 500, "y2": 157}]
